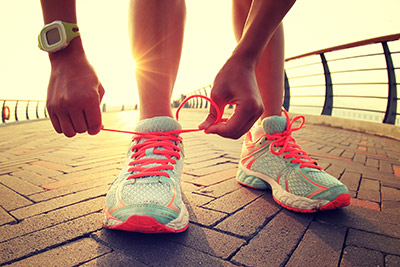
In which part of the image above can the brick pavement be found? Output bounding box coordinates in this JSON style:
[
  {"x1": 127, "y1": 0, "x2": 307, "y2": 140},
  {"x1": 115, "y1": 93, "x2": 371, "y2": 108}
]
[{"x1": 0, "y1": 109, "x2": 399, "y2": 266}]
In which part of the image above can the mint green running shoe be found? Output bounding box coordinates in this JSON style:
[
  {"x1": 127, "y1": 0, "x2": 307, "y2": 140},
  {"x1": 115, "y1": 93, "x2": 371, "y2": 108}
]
[
  {"x1": 236, "y1": 110, "x2": 350, "y2": 213},
  {"x1": 103, "y1": 116, "x2": 189, "y2": 233}
]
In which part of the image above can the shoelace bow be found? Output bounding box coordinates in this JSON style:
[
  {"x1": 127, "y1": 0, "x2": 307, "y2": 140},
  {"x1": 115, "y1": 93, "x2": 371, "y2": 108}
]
[
  {"x1": 102, "y1": 95, "x2": 223, "y2": 179},
  {"x1": 267, "y1": 110, "x2": 322, "y2": 170}
]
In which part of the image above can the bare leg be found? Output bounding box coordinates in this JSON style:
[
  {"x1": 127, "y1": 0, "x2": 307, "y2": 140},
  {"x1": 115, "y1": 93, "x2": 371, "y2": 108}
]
[
  {"x1": 129, "y1": 0, "x2": 186, "y2": 120},
  {"x1": 232, "y1": 0, "x2": 284, "y2": 120}
]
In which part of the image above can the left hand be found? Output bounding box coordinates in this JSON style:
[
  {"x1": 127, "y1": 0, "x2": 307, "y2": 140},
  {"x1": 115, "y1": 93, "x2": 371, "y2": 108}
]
[{"x1": 198, "y1": 56, "x2": 264, "y2": 139}]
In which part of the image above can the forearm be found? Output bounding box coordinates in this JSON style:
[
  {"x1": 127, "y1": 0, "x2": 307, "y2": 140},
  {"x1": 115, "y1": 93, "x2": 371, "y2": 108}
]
[
  {"x1": 232, "y1": 0, "x2": 295, "y2": 67},
  {"x1": 40, "y1": 0, "x2": 85, "y2": 63}
]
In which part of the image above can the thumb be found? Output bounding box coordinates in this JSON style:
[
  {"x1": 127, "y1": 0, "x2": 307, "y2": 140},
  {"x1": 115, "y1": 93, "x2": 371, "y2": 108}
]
[{"x1": 198, "y1": 96, "x2": 225, "y2": 130}]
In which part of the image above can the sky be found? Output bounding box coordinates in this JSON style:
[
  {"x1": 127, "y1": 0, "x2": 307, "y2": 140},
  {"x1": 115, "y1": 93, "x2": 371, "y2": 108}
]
[{"x1": 0, "y1": 0, "x2": 399, "y2": 106}]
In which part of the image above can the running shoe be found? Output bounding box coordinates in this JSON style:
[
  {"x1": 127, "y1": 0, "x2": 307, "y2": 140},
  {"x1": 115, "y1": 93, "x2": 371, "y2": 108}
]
[
  {"x1": 103, "y1": 116, "x2": 189, "y2": 233},
  {"x1": 236, "y1": 110, "x2": 350, "y2": 212}
]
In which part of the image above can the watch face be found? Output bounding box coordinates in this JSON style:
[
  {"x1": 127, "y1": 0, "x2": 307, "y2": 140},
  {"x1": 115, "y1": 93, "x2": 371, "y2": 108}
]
[{"x1": 46, "y1": 28, "x2": 61, "y2": 45}]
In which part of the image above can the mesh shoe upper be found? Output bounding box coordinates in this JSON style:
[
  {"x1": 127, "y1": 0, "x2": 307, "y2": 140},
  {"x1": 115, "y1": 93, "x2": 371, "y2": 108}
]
[{"x1": 238, "y1": 111, "x2": 350, "y2": 211}]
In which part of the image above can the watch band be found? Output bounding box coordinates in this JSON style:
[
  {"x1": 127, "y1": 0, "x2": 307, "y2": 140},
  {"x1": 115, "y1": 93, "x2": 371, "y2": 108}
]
[{"x1": 61, "y1": 21, "x2": 80, "y2": 43}]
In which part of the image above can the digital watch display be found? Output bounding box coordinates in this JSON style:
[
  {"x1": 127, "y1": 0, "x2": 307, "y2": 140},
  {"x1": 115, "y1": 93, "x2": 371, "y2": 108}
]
[{"x1": 38, "y1": 21, "x2": 80, "y2": 53}]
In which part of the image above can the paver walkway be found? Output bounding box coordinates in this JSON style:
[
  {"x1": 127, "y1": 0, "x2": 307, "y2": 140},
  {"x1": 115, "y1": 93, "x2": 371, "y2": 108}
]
[{"x1": 0, "y1": 109, "x2": 399, "y2": 266}]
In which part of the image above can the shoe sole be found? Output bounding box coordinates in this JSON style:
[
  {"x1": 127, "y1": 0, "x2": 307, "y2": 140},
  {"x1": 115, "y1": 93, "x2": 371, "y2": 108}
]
[
  {"x1": 102, "y1": 204, "x2": 189, "y2": 233},
  {"x1": 237, "y1": 165, "x2": 350, "y2": 213}
]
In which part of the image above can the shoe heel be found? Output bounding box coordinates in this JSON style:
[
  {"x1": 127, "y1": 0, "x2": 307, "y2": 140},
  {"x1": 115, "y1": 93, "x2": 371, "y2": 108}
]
[{"x1": 236, "y1": 168, "x2": 268, "y2": 190}]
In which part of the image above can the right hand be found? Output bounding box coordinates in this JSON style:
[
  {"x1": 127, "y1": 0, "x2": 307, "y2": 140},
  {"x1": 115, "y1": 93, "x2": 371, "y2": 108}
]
[{"x1": 46, "y1": 51, "x2": 105, "y2": 138}]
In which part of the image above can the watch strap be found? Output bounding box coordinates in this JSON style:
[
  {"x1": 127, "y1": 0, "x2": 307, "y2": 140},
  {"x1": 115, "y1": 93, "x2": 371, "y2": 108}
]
[{"x1": 61, "y1": 21, "x2": 80, "y2": 43}]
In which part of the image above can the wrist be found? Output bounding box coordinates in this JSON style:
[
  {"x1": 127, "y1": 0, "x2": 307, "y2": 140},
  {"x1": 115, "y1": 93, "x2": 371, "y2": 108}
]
[
  {"x1": 48, "y1": 36, "x2": 85, "y2": 64},
  {"x1": 229, "y1": 48, "x2": 258, "y2": 70}
]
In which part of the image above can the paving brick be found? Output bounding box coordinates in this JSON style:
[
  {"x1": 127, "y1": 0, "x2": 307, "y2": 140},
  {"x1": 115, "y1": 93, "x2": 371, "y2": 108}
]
[
  {"x1": 29, "y1": 175, "x2": 115, "y2": 202},
  {"x1": 9, "y1": 238, "x2": 111, "y2": 267},
  {"x1": 286, "y1": 222, "x2": 346, "y2": 267},
  {"x1": 357, "y1": 178, "x2": 381, "y2": 202},
  {"x1": 187, "y1": 167, "x2": 237, "y2": 187},
  {"x1": 163, "y1": 223, "x2": 246, "y2": 259},
  {"x1": 350, "y1": 198, "x2": 380, "y2": 211},
  {"x1": 185, "y1": 162, "x2": 237, "y2": 177},
  {"x1": 0, "y1": 213, "x2": 102, "y2": 265},
  {"x1": 10, "y1": 185, "x2": 108, "y2": 220},
  {"x1": 20, "y1": 164, "x2": 63, "y2": 178},
  {"x1": 382, "y1": 200, "x2": 400, "y2": 214},
  {"x1": 187, "y1": 206, "x2": 227, "y2": 226},
  {"x1": 356, "y1": 190, "x2": 381, "y2": 203},
  {"x1": 346, "y1": 228, "x2": 400, "y2": 255},
  {"x1": 359, "y1": 177, "x2": 380, "y2": 191},
  {"x1": 184, "y1": 153, "x2": 223, "y2": 165},
  {"x1": 215, "y1": 194, "x2": 280, "y2": 237},
  {"x1": 81, "y1": 252, "x2": 148, "y2": 267},
  {"x1": 0, "y1": 197, "x2": 103, "y2": 243},
  {"x1": 232, "y1": 210, "x2": 314, "y2": 267},
  {"x1": 203, "y1": 187, "x2": 264, "y2": 213},
  {"x1": 92, "y1": 229, "x2": 237, "y2": 266},
  {"x1": 0, "y1": 206, "x2": 16, "y2": 226},
  {"x1": 0, "y1": 174, "x2": 44, "y2": 196},
  {"x1": 183, "y1": 192, "x2": 215, "y2": 207},
  {"x1": 29, "y1": 160, "x2": 74, "y2": 172},
  {"x1": 0, "y1": 184, "x2": 32, "y2": 210},
  {"x1": 341, "y1": 151, "x2": 354, "y2": 159},
  {"x1": 386, "y1": 255, "x2": 400, "y2": 267},
  {"x1": 10, "y1": 170, "x2": 55, "y2": 186},
  {"x1": 51, "y1": 164, "x2": 121, "y2": 181},
  {"x1": 316, "y1": 205, "x2": 400, "y2": 238},
  {"x1": 382, "y1": 186, "x2": 400, "y2": 201},
  {"x1": 195, "y1": 177, "x2": 242, "y2": 198},
  {"x1": 340, "y1": 171, "x2": 361, "y2": 191},
  {"x1": 325, "y1": 163, "x2": 345, "y2": 179},
  {"x1": 365, "y1": 158, "x2": 379, "y2": 168},
  {"x1": 340, "y1": 246, "x2": 384, "y2": 267},
  {"x1": 185, "y1": 157, "x2": 234, "y2": 171},
  {"x1": 394, "y1": 165, "x2": 400, "y2": 177},
  {"x1": 379, "y1": 160, "x2": 394, "y2": 173},
  {"x1": 40, "y1": 168, "x2": 119, "y2": 190},
  {"x1": 352, "y1": 153, "x2": 366, "y2": 164}
]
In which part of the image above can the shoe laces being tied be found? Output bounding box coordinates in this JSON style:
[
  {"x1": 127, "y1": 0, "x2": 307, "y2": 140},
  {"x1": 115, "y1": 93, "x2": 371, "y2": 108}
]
[
  {"x1": 267, "y1": 110, "x2": 322, "y2": 170},
  {"x1": 127, "y1": 132, "x2": 182, "y2": 179},
  {"x1": 102, "y1": 95, "x2": 224, "y2": 180}
]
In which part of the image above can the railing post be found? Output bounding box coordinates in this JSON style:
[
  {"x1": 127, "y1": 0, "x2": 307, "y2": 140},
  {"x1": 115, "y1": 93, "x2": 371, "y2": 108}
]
[
  {"x1": 36, "y1": 101, "x2": 40, "y2": 119},
  {"x1": 320, "y1": 53, "x2": 333, "y2": 115},
  {"x1": 2, "y1": 100, "x2": 6, "y2": 123},
  {"x1": 26, "y1": 101, "x2": 30, "y2": 120},
  {"x1": 382, "y1": 41, "x2": 397, "y2": 124},
  {"x1": 15, "y1": 101, "x2": 19, "y2": 121},
  {"x1": 203, "y1": 88, "x2": 208, "y2": 109},
  {"x1": 283, "y1": 71, "x2": 290, "y2": 111}
]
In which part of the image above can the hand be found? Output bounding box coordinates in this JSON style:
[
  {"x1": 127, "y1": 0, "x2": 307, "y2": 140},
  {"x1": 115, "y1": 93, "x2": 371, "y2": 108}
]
[
  {"x1": 46, "y1": 56, "x2": 104, "y2": 137},
  {"x1": 199, "y1": 56, "x2": 264, "y2": 139}
]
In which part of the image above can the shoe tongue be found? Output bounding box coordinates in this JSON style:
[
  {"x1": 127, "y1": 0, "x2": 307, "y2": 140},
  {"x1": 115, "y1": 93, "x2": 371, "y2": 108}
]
[
  {"x1": 262, "y1": 116, "x2": 287, "y2": 135},
  {"x1": 135, "y1": 116, "x2": 182, "y2": 133}
]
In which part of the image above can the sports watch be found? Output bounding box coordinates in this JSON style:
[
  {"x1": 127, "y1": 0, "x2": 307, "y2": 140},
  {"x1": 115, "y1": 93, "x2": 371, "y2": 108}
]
[{"x1": 38, "y1": 20, "x2": 80, "y2": 53}]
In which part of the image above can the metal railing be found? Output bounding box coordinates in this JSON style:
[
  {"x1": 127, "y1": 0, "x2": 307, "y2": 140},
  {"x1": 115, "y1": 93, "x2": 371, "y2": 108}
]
[
  {"x1": 1, "y1": 100, "x2": 47, "y2": 124},
  {"x1": 179, "y1": 33, "x2": 400, "y2": 126}
]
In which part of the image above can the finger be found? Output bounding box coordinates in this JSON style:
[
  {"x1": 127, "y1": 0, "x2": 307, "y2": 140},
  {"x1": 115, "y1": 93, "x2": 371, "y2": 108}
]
[
  {"x1": 84, "y1": 104, "x2": 102, "y2": 135},
  {"x1": 69, "y1": 110, "x2": 88, "y2": 134},
  {"x1": 57, "y1": 113, "x2": 77, "y2": 138},
  {"x1": 206, "y1": 104, "x2": 260, "y2": 139},
  {"x1": 48, "y1": 112, "x2": 63, "y2": 134},
  {"x1": 198, "y1": 94, "x2": 225, "y2": 130},
  {"x1": 98, "y1": 83, "x2": 105, "y2": 102}
]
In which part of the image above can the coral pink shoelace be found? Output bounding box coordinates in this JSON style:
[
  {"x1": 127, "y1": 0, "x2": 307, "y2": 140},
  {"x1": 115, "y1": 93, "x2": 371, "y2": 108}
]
[
  {"x1": 102, "y1": 95, "x2": 321, "y2": 179},
  {"x1": 267, "y1": 110, "x2": 322, "y2": 170},
  {"x1": 101, "y1": 95, "x2": 223, "y2": 179}
]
